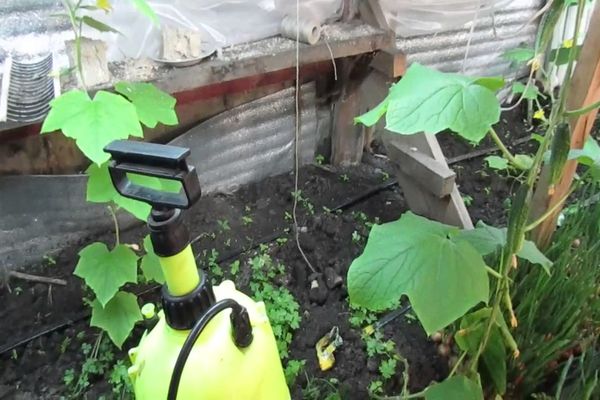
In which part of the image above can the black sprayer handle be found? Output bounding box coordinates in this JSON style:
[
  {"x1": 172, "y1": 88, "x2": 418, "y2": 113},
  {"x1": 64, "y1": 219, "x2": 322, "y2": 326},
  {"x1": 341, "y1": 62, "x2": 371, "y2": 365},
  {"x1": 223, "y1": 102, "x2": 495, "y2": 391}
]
[{"x1": 104, "y1": 140, "x2": 201, "y2": 210}]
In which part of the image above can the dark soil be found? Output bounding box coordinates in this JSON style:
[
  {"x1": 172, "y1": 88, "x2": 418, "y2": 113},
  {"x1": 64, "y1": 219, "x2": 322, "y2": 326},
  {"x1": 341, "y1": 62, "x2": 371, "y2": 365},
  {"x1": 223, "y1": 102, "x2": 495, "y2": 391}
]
[{"x1": 0, "y1": 107, "x2": 532, "y2": 399}]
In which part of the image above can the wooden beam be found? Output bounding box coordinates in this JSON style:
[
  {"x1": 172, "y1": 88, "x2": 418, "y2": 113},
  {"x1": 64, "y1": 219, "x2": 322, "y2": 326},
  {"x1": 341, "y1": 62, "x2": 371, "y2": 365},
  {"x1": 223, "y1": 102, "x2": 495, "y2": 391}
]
[
  {"x1": 370, "y1": 48, "x2": 407, "y2": 78},
  {"x1": 385, "y1": 139, "x2": 456, "y2": 197},
  {"x1": 331, "y1": 56, "x2": 374, "y2": 166},
  {"x1": 63, "y1": 23, "x2": 390, "y2": 95},
  {"x1": 531, "y1": 2, "x2": 600, "y2": 247},
  {"x1": 359, "y1": 0, "x2": 391, "y2": 31},
  {"x1": 384, "y1": 132, "x2": 473, "y2": 229}
]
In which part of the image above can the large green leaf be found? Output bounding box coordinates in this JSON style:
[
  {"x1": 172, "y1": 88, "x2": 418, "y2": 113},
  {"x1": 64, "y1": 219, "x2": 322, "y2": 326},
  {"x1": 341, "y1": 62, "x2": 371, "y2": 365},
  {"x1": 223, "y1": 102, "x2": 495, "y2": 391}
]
[
  {"x1": 347, "y1": 212, "x2": 489, "y2": 334},
  {"x1": 457, "y1": 221, "x2": 552, "y2": 274},
  {"x1": 569, "y1": 136, "x2": 600, "y2": 165},
  {"x1": 355, "y1": 97, "x2": 389, "y2": 127},
  {"x1": 424, "y1": 376, "x2": 484, "y2": 400},
  {"x1": 86, "y1": 162, "x2": 181, "y2": 220},
  {"x1": 140, "y1": 235, "x2": 165, "y2": 284},
  {"x1": 74, "y1": 242, "x2": 138, "y2": 307},
  {"x1": 114, "y1": 82, "x2": 178, "y2": 128},
  {"x1": 568, "y1": 136, "x2": 600, "y2": 180},
  {"x1": 41, "y1": 90, "x2": 143, "y2": 165},
  {"x1": 455, "y1": 308, "x2": 507, "y2": 394},
  {"x1": 91, "y1": 291, "x2": 142, "y2": 348},
  {"x1": 383, "y1": 64, "x2": 500, "y2": 143}
]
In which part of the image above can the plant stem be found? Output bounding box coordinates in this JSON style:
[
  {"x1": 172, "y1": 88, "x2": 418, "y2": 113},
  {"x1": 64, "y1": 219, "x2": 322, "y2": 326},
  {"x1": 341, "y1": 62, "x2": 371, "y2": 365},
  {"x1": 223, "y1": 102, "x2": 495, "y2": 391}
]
[
  {"x1": 525, "y1": 184, "x2": 576, "y2": 231},
  {"x1": 449, "y1": 351, "x2": 468, "y2": 377},
  {"x1": 485, "y1": 265, "x2": 503, "y2": 279},
  {"x1": 564, "y1": 98, "x2": 600, "y2": 117},
  {"x1": 61, "y1": 0, "x2": 86, "y2": 89},
  {"x1": 471, "y1": 0, "x2": 587, "y2": 379},
  {"x1": 376, "y1": 389, "x2": 427, "y2": 400},
  {"x1": 488, "y1": 127, "x2": 519, "y2": 167},
  {"x1": 108, "y1": 205, "x2": 120, "y2": 247}
]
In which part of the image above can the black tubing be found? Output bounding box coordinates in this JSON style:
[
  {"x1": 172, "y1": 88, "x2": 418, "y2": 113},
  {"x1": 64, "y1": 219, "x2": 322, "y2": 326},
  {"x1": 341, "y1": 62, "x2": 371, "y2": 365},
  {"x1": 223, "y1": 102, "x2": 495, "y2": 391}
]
[
  {"x1": 0, "y1": 177, "x2": 399, "y2": 356},
  {"x1": 167, "y1": 299, "x2": 246, "y2": 400}
]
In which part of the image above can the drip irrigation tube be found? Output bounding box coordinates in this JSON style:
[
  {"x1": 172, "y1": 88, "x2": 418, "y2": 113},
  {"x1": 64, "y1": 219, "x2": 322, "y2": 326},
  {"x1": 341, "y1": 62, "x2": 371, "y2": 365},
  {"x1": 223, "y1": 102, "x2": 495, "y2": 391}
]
[
  {"x1": 0, "y1": 178, "x2": 399, "y2": 356},
  {"x1": 1, "y1": 134, "x2": 534, "y2": 355}
]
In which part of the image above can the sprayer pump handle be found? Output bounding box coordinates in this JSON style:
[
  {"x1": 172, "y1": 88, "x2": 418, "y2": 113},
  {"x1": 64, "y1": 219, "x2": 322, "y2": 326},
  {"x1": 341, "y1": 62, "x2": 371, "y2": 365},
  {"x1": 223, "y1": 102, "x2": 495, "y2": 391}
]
[{"x1": 104, "y1": 140, "x2": 201, "y2": 210}]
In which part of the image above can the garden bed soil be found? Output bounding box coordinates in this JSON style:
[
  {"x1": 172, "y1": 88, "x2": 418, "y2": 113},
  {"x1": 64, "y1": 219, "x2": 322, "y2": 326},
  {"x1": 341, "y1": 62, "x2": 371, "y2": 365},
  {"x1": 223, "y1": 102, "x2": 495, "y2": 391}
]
[{"x1": 0, "y1": 107, "x2": 533, "y2": 399}]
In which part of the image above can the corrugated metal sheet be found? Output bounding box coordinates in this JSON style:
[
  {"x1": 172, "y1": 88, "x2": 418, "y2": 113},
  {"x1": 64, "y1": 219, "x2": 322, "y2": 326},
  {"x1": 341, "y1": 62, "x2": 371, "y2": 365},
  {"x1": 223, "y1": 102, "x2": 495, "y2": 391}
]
[
  {"x1": 0, "y1": 83, "x2": 318, "y2": 269},
  {"x1": 396, "y1": 0, "x2": 544, "y2": 77},
  {"x1": 171, "y1": 83, "x2": 317, "y2": 193},
  {"x1": 0, "y1": 0, "x2": 68, "y2": 68}
]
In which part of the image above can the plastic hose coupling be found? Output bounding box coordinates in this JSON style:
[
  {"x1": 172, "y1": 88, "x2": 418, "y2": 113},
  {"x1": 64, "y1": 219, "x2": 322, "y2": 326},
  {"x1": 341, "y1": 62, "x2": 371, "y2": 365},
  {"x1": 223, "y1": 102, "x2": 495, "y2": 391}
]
[{"x1": 162, "y1": 273, "x2": 216, "y2": 330}]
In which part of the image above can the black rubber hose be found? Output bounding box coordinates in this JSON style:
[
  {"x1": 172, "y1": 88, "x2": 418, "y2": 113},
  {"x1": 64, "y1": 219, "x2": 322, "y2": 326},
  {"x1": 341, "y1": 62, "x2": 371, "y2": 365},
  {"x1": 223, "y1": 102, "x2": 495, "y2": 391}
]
[{"x1": 167, "y1": 299, "x2": 248, "y2": 400}]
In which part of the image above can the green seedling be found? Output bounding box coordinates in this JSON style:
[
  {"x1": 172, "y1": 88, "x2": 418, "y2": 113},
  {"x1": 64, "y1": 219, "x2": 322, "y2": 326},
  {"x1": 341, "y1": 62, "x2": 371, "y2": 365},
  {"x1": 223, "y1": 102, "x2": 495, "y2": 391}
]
[
  {"x1": 292, "y1": 190, "x2": 314, "y2": 215},
  {"x1": 284, "y1": 359, "x2": 306, "y2": 386},
  {"x1": 303, "y1": 377, "x2": 342, "y2": 400},
  {"x1": 315, "y1": 154, "x2": 325, "y2": 165},
  {"x1": 368, "y1": 380, "x2": 383, "y2": 396},
  {"x1": 217, "y1": 219, "x2": 230, "y2": 232},
  {"x1": 340, "y1": 174, "x2": 349, "y2": 182},
  {"x1": 463, "y1": 194, "x2": 474, "y2": 207},
  {"x1": 229, "y1": 260, "x2": 240, "y2": 276},
  {"x1": 249, "y1": 254, "x2": 300, "y2": 359},
  {"x1": 43, "y1": 255, "x2": 57, "y2": 266},
  {"x1": 242, "y1": 215, "x2": 253, "y2": 226},
  {"x1": 60, "y1": 337, "x2": 72, "y2": 354}
]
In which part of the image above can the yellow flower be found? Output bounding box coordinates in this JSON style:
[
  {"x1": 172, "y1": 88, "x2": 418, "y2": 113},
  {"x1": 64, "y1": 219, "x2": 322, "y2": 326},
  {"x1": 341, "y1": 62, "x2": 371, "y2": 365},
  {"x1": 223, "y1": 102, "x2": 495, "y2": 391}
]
[
  {"x1": 533, "y1": 109, "x2": 546, "y2": 120},
  {"x1": 96, "y1": 0, "x2": 112, "y2": 12},
  {"x1": 562, "y1": 38, "x2": 574, "y2": 49}
]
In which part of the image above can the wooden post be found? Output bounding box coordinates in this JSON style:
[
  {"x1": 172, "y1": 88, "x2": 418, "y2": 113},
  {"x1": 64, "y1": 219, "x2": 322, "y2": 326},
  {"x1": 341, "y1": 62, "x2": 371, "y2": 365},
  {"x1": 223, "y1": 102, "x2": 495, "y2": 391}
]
[{"x1": 531, "y1": 3, "x2": 600, "y2": 247}]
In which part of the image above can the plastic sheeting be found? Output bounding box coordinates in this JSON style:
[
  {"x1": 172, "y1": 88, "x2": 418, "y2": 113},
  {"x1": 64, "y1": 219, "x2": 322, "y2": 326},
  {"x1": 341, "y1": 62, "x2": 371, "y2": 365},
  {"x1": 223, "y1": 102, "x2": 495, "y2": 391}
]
[
  {"x1": 379, "y1": 0, "x2": 513, "y2": 37},
  {"x1": 395, "y1": 0, "x2": 543, "y2": 77},
  {"x1": 90, "y1": 0, "x2": 342, "y2": 61}
]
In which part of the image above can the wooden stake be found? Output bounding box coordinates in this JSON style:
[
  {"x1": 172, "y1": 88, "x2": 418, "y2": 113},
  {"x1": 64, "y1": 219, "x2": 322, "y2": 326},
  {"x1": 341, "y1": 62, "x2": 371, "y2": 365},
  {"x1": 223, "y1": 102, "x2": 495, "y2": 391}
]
[
  {"x1": 8, "y1": 271, "x2": 67, "y2": 286},
  {"x1": 531, "y1": 3, "x2": 600, "y2": 247}
]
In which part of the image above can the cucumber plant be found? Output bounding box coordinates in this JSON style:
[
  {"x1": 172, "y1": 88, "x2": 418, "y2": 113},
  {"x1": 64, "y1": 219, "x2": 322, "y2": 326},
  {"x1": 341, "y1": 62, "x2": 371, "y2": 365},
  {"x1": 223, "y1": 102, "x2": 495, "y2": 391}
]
[
  {"x1": 348, "y1": 0, "x2": 599, "y2": 397},
  {"x1": 41, "y1": 0, "x2": 176, "y2": 348}
]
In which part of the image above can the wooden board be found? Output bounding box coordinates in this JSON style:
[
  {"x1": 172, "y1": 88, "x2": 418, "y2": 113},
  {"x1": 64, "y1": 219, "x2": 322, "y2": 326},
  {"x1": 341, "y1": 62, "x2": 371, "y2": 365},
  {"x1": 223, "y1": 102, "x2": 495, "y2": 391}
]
[
  {"x1": 385, "y1": 138, "x2": 456, "y2": 197},
  {"x1": 531, "y1": 2, "x2": 600, "y2": 247}
]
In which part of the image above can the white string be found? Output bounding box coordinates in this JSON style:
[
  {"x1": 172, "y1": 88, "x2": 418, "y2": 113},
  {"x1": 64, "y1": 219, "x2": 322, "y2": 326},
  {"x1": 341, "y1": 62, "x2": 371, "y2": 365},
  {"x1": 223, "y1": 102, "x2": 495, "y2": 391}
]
[{"x1": 292, "y1": 0, "x2": 317, "y2": 274}]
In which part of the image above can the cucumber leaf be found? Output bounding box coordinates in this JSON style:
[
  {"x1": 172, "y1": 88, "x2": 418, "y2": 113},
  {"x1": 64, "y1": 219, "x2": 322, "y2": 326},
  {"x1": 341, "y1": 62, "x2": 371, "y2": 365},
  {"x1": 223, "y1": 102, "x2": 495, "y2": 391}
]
[
  {"x1": 91, "y1": 291, "x2": 142, "y2": 348},
  {"x1": 74, "y1": 242, "x2": 138, "y2": 307},
  {"x1": 348, "y1": 212, "x2": 489, "y2": 335}
]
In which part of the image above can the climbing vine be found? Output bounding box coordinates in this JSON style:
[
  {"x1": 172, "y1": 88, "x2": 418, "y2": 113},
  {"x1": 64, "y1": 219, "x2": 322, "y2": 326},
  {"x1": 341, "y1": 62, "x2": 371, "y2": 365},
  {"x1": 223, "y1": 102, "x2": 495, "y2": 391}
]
[
  {"x1": 41, "y1": 0, "x2": 175, "y2": 347},
  {"x1": 348, "y1": 0, "x2": 600, "y2": 397}
]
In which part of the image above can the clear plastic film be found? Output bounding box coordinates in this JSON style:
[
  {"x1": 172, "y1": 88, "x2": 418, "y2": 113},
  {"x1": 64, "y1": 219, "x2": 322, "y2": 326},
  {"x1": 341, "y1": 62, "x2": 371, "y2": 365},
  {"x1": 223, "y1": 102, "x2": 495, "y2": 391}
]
[
  {"x1": 379, "y1": 0, "x2": 514, "y2": 38},
  {"x1": 85, "y1": 0, "x2": 342, "y2": 61}
]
